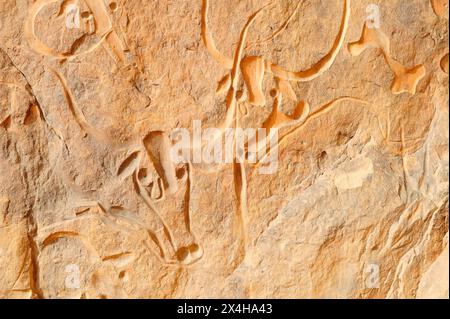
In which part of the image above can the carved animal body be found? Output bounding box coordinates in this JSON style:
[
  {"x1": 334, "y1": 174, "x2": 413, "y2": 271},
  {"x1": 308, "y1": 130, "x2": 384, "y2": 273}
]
[
  {"x1": 22, "y1": 1, "x2": 202, "y2": 266},
  {"x1": 24, "y1": 0, "x2": 404, "y2": 270},
  {"x1": 48, "y1": 70, "x2": 202, "y2": 266},
  {"x1": 0, "y1": 0, "x2": 446, "y2": 298},
  {"x1": 200, "y1": 0, "x2": 364, "y2": 254}
]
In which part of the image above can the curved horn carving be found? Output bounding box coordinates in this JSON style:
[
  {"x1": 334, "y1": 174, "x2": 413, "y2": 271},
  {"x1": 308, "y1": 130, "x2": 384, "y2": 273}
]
[
  {"x1": 201, "y1": 0, "x2": 234, "y2": 69},
  {"x1": 266, "y1": 0, "x2": 351, "y2": 82}
]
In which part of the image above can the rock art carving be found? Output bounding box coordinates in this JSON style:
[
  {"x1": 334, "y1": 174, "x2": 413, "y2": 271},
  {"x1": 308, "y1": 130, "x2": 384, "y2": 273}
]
[
  {"x1": 348, "y1": 23, "x2": 426, "y2": 95},
  {"x1": 36, "y1": 215, "x2": 131, "y2": 298},
  {"x1": 0, "y1": 198, "x2": 9, "y2": 227},
  {"x1": 430, "y1": 0, "x2": 449, "y2": 17},
  {"x1": 0, "y1": 0, "x2": 447, "y2": 298},
  {"x1": 0, "y1": 219, "x2": 32, "y2": 298},
  {"x1": 0, "y1": 49, "x2": 51, "y2": 298},
  {"x1": 201, "y1": 0, "x2": 369, "y2": 253},
  {"x1": 203, "y1": 0, "x2": 360, "y2": 157},
  {"x1": 0, "y1": 80, "x2": 41, "y2": 129},
  {"x1": 262, "y1": 90, "x2": 310, "y2": 132},
  {"x1": 25, "y1": 0, "x2": 200, "y2": 266},
  {"x1": 441, "y1": 53, "x2": 449, "y2": 74},
  {"x1": 25, "y1": 0, "x2": 130, "y2": 66},
  {"x1": 50, "y1": 69, "x2": 201, "y2": 266},
  {"x1": 204, "y1": 0, "x2": 351, "y2": 106}
]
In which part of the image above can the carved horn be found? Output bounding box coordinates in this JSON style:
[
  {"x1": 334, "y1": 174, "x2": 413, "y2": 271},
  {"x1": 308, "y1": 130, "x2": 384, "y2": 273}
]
[
  {"x1": 201, "y1": 0, "x2": 234, "y2": 69},
  {"x1": 266, "y1": 0, "x2": 351, "y2": 82}
]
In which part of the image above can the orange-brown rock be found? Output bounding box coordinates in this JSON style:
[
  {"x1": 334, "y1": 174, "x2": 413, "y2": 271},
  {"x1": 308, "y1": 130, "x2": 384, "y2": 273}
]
[{"x1": 0, "y1": 0, "x2": 448, "y2": 299}]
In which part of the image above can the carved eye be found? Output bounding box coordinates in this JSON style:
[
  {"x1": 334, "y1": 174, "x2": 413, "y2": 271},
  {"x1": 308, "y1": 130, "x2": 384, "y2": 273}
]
[
  {"x1": 137, "y1": 168, "x2": 151, "y2": 186},
  {"x1": 81, "y1": 11, "x2": 92, "y2": 19},
  {"x1": 109, "y1": 2, "x2": 118, "y2": 12}
]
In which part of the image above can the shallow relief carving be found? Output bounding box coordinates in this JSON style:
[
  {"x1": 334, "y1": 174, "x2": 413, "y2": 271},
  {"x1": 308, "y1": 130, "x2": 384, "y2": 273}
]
[
  {"x1": 0, "y1": 48, "x2": 50, "y2": 298},
  {"x1": 22, "y1": 1, "x2": 202, "y2": 274},
  {"x1": 25, "y1": 0, "x2": 129, "y2": 64},
  {"x1": 0, "y1": 0, "x2": 447, "y2": 298}
]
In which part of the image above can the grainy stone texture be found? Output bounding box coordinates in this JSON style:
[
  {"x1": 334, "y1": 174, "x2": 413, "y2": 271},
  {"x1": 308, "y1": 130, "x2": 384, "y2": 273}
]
[{"x1": 0, "y1": 0, "x2": 448, "y2": 299}]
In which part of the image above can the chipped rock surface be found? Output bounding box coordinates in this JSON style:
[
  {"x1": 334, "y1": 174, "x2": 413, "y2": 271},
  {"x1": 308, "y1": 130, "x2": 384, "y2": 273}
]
[{"x1": 0, "y1": 0, "x2": 448, "y2": 299}]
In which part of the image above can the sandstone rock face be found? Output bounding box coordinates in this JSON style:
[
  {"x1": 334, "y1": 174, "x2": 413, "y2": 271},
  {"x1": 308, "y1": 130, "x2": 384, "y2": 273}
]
[{"x1": 0, "y1": 0, "x2": 448, "y2": 299}]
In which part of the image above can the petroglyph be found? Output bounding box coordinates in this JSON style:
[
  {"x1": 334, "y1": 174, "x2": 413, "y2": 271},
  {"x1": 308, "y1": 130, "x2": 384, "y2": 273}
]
[
  {"x1": 241, "y1": 56, "x2": 266, "y2": 106},
  {"x1": 202, "y1": 0, "x2": 276, "y2": 253},
  {"x1": 205, "y1": 0, "x2": 351, "y2": 102},
  {"x1": 43, "y1": 63, "x2": 200, "y2": 266},
  {"x1": 0, "y1": 220, "x2": 32, "y2": 297},
  {"x1": 143, "y1": 132, "x2": 180, "y2": 194},
  {"x1": 441, "y1": 53, "x2": 449, "y2": 74},
  {"x1": 0, "y1": 0, "x2": 448, "y2": 298},
  {"x1": 348, "y1": 23, "x2": 426, "y2": 95},
  {"x1": 431, "y1": 0, "x2": 449, "y2": 17},
  {"x1": 256, "y1": 97, "x2": 369, "y2": 167},
  {"x1": 262, "y1": 90, "x2": 309, "y2": 132},
  {"x1": 265, "y1": 0, "x2": 351, "y2": 82},
  {"x1": 25, "y1": 0, "x2": 130, "y2": 65},
  {"x1": 201, "y1": 0, "x2": 360, "y2": 255},
  {"x1": 0, "y1": 198, "x2": 9, "y2": 226},
  {"x1": 202, "y1": 0, "x2": 358, "y2": 171}
]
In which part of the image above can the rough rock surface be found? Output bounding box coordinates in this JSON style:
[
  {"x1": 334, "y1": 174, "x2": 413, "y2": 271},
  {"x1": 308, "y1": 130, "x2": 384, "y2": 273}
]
[{"x1": 0, "y1": 0, "x2": 448, "y2": 299}]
